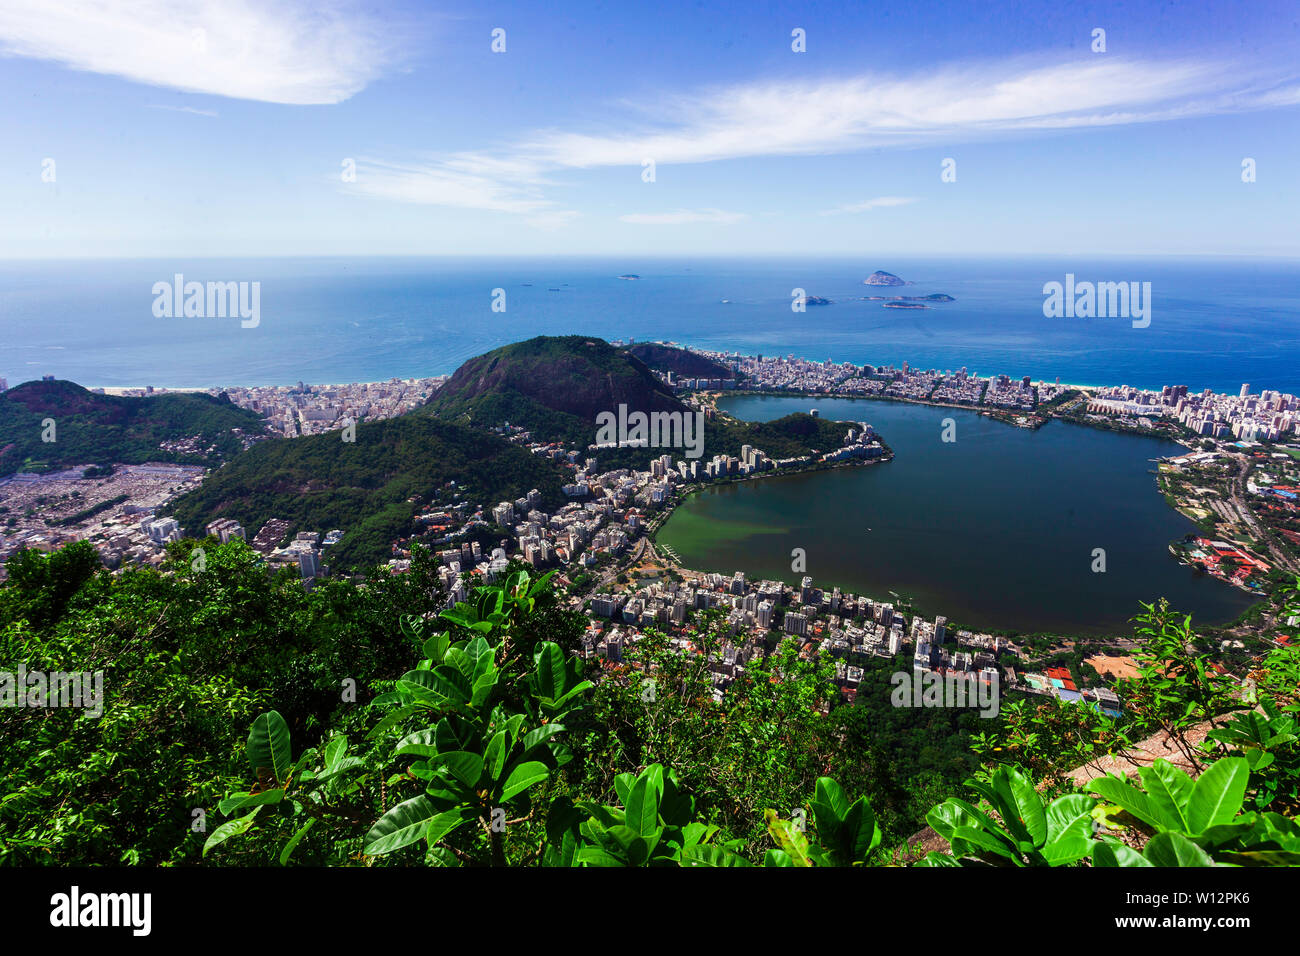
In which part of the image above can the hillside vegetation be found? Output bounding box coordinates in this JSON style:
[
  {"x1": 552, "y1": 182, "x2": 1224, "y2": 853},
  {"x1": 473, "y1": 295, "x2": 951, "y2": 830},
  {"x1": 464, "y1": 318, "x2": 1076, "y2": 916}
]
[
  {"x1": 0, "y1": 380, "x2": 266, "y2": 475},
  {"x1": 426, "y1": 335, "x2": 686, "y2": 448},
  {"x1": 169, "y1": 336, "x2": 873, "y2": 569},
  {"x1": 3, "y1": 540, "x2": 1298, "y2": 868},
  {"x1": 168, "y1": 415, "x2": 567, "y2": 569},
  {"x1": 625, "y1": 342, "x2": 736, "y2": 381}
]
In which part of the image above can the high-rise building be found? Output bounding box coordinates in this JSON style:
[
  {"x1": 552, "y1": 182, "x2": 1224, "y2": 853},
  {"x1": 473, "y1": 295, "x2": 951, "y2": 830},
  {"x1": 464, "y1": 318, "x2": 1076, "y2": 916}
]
[{"x1": 298, "y1": 550, "x2": 322, "y2": 579}]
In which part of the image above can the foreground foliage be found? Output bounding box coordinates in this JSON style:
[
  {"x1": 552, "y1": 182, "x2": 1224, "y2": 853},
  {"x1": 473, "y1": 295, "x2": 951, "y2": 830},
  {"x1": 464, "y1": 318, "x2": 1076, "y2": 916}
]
[{"x1": 4, "y1": 542, "x2": 1299, "y2": 867}]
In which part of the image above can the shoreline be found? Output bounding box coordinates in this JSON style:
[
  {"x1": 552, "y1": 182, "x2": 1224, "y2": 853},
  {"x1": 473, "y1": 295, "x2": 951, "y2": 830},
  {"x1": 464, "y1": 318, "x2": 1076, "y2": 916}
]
[{"x1": 655, "y1": 391, "x2": 1269, "y2": 637}]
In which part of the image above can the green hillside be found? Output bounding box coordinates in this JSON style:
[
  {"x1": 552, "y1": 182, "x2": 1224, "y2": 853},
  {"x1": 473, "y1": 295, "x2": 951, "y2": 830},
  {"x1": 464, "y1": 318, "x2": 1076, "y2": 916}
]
[
  {"x1": 167, "y1": 413, "x2": 567, "y2": 569},
  {"x1": 625, "y1": 342, "x2": 736, "y2": 380},
  {"x1": 427, "y1": 335, "x2": 853, "y2": 469},
  {"x1": 168, "y1": 336, "x2": 865, "y2": 569},
  {"x1": 426, "y1": 335, "x2": 687, "y2": 448},
  {"x1": 0, "y1": 380, "x2": 266, "y2": 475}
]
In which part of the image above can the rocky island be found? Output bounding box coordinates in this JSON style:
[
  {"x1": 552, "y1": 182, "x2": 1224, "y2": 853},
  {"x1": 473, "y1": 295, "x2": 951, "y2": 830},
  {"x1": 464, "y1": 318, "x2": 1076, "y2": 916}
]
[
  {"x1": 863, "y1": 270, "x2": 909, "y2": 286},
  {"x1": 868, "y1": 292, "x2": 956, "y2": 309}
]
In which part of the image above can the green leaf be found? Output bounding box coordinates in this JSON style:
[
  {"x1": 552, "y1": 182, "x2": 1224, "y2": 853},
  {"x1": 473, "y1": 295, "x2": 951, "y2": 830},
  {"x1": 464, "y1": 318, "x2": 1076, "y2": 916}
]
[
  {"x1": 625, "y1": 766, "x2": 664, "y2": 837},
  {"x1": 422, "y1": 632, "x2": 451, "y2": 662},
  {"x1": 364, "y1": 796, "x2": 440, "y2": 855},
  {"x1": 681, "y1": 845, "x2": 752, "y2": 867},
  {"x1": 279, "y1": 819, "x2": 315, "y2": 865},
  {"x1": 1187, "y1": 757, "x2": 1249, "y2": 834},
  {"x1": 519, "y1": 723, "x2": 565, "y2": 755},
  {"x1": 602, "y1": 825, "x2": 652, "y2": 866},
  {"x1": 948, "y1": 825, "x2": 1018, "y2": 863},
  {"x1": 840, "y1": 798, "x2": 881, "y2": 864},
  {"x1": 1086, "y1": 773, "x2": 1160, "y2": 830},
  {"x1": 321, "y1": 736, "x2": 347, "y2": 774},
  {"x1": 915, "y1": 852, "x2": 963, "y2": 867},
  {"x1": 427, "y1": 665, "x2": 473, "y2": 704},
  {"x1": 395, "y1": 729, "x2": 440, "y2": 759},
  {"x1": 576, "y1": 846, "x2": 625, "y2": 867},
  {"x1": 812, "y1": 777, "x2": 849, "y2": 827},
  {"x1": 434, "y1": 751, "x2": 484, "y2": 788},
  {"x1": 1143, "y1": 831, "x2": 1216, "y2": 867},
  {"x1": 765, "y1": 809, "x2": 814, "y2": 866},
  {"x1": 424, "y1": 808, "x2": 474, "y2": 846},
  {"x1": 1002, "y1": 767, "x2": 1048, "y2": 847},
  {"x1": 246, "y1": 711, "x2": 293, "y2": 783},
  {"x1": 532, "y1": 642, "x2": 566, "y2": 701},
  {"x1": 1041, "y1": 794, "x2": 1095, "y2": 866},
  {"x1": 366, "y1": 702, "x2": 420, "y2": 739},
  {"x1": 202, "y1": 807, "x2": 262, "y2": 858},
  {"x1": 1091, "y1": 840, "x2": 1153, "y2": 867},
  {"x1": 1139, "y1": 761, "x2": 1195, "y2": 834},
  {"x1": 484, "y1": 730, "x2": 509, "y2": 782},
  {"x1": 501, "y1": 761, "x2": 550, "y2": 801},
  {"x1": 217, "y1": 789, "x2": 285, "y2": 815}
]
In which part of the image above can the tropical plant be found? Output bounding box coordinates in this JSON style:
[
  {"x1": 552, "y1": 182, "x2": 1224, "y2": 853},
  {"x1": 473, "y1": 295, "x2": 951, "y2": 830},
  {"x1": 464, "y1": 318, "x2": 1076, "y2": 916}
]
[
  {"x1": 916, "y1": 765, "x2": 1095, "y2": 867},
  {"x1": 204, "y1": 711, "x2": 371, "y2": 864},
  {"x1": 1087, "y1": 756, "x2": 1300, "y2": 866},
  {"x1": 362, "y1": 570, "x2": 592, "y2": 866}
]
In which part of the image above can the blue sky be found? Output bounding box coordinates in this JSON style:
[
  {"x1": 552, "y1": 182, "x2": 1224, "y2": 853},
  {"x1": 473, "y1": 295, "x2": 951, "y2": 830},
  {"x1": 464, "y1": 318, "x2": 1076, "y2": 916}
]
[{"x1": 1, "y1": 0, "x2": 1298, "y2": 257}]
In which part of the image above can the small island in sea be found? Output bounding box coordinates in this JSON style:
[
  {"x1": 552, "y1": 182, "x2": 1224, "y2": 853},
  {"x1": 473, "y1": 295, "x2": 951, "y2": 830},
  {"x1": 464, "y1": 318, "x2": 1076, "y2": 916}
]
[
  {"x1": 802, "y1": 294, "x2": 832, "y2": 306},
  {"x1": 617, "y1": 274, "x2": 640, "y2": 280},
  {"x1": 869, "y1": 293, "x2": 956, "y2": 309},
  {"x1": 863, "y1": 270, "x2": 909, "y2": 286}
]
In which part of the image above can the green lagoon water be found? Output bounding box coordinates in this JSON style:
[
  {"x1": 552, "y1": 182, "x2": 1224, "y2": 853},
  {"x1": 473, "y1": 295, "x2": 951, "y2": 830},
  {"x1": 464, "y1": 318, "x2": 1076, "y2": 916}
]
[{"x1": 657, "y1": 396, "x2": 1257, "y2": 636}]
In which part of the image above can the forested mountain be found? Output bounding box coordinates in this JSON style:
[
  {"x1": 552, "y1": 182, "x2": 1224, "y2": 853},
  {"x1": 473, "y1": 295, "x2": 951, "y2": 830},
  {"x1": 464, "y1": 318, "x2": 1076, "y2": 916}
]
[
  {"x1": 0, "y1": 380, "x2": 266, "y2": 474},
  {"x1": 168, "y1": 414, "x2": 568, "y2": 569}
]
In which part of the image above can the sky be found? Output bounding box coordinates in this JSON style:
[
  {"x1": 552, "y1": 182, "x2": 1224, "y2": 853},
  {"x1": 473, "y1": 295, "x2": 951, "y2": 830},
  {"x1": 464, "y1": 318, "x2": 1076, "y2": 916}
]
[{"x1": 1, "y1": 0, "x2": 1298, "y2": 258}]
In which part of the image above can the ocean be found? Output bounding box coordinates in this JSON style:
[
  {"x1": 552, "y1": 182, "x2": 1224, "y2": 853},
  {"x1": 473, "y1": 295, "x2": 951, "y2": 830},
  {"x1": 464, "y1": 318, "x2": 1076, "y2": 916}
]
[{"x1": 1, "y1": 256, "x2": 1298, "y2": 393}]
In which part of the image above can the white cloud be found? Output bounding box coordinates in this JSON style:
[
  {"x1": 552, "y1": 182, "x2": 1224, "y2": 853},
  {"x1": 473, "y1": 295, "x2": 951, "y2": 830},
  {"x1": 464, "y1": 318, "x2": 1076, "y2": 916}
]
[
  {"x1": 0, "y1": 0, "x2": 398, "y2": 104},
  {"x1": 147, "y1": 104, "x2": 218, "y2": 117},
  {"x1": 350, "y1": 157, "x2": 552, "y2": 214},
  {"x1": 346, "y1": 53, "x2": 1300, "y2": 219},
  {"x1": 525, "y1": 57, "x2": 1295, "y2": 168},
  {"x1": 820, "y1": 196, "x2": 916, "y2": 215},
  {"x1": 619, "y1": 208, "x2": 747, "y2": 225}
]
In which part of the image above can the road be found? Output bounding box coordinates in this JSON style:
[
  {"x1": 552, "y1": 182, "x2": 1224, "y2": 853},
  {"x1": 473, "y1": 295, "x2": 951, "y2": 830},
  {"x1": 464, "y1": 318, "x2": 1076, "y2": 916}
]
[{"x1": 1228, "y1": 453, "x2": 1298, "y2": 574}]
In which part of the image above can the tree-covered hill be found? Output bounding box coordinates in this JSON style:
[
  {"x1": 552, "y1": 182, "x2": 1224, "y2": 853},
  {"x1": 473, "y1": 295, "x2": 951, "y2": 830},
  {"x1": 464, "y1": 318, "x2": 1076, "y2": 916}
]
[
  {"x1": 425, "y1": 335, "x2": 860, "y2": 470},
  {"x1": 168, "y1": 337, "x2": 868, "y2": 568},
  {"x1": 168, "y1": 414, "x2": 568, "y2": 569},
  {"x1": 0, "y1": 379, "x2": 266, "y2": 475},
  {"x1": 625, "y1": 342, "x2": 736, "y2": 381},
  {"x1": 426, "y1": 335, "x2": 688, "y2": 448}
]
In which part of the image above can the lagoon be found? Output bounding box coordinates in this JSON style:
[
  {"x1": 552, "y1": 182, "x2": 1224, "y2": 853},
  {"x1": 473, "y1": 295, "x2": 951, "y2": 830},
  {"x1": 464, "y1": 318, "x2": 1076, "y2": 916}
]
[{"x1": 657, "y1": 395, "x2": 1257, "y2": 635}]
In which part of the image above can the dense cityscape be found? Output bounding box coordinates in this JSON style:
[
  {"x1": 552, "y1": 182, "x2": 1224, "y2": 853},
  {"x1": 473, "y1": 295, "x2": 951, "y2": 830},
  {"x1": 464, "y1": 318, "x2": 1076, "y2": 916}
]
[{"x1": 5, "y1": 342, "x2": 1298, "y2": 742}]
